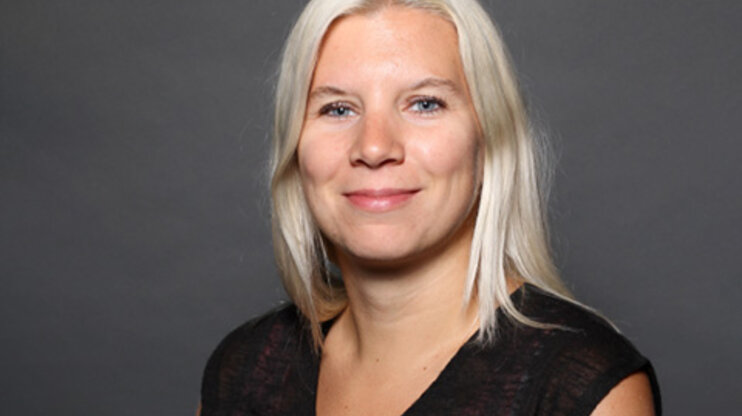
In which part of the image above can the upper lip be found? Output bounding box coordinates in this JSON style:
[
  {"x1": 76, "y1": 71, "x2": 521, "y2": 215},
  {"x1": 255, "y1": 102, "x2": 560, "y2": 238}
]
[{"x1": 343, "y1": 188, "x2": 420, "y2": 197}]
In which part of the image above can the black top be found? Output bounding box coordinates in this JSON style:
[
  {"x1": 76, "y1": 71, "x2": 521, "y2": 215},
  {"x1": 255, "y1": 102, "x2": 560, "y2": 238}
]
[{"x1": 201, "y1": 284, "x2": 661, "y2": 415}]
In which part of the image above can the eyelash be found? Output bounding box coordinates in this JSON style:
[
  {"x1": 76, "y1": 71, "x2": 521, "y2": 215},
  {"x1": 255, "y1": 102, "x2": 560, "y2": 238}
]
[
  {"x1": 317, "y1": 96, "x2": 447, "y2": 118},
  {"x1": 319, "y1": 102, "x2": 356, "y2": 118},
  {"x1": 409, "y1": 96, "x2": 446, "y2": 114}
]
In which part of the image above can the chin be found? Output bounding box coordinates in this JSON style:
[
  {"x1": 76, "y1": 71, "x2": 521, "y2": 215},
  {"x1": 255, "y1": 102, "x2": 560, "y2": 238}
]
[
  {"x1": 349, "y1": 241, "x2": 416, "y2": 261},
  {"x1": 336, "y1": 236, "x2": 423, "y2": 268}
]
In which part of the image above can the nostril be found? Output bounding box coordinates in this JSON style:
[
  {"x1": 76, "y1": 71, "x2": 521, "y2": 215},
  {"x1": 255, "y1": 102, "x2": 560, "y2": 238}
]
[
  {"x1": 352, "y1": 156, "x2": 402, "y2": 169},
  {"x1": 350, "y1": 146, "x2": 404, "y2": 168},
  {"x1": 350, "y1": 123, "x2": 404, "y2": 168}
]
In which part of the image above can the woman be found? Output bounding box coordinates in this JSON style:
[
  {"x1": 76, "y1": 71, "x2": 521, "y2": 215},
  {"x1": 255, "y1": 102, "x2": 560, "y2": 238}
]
[{"x1": 200, "y1": 0, "x2": 661, "y2": 415}]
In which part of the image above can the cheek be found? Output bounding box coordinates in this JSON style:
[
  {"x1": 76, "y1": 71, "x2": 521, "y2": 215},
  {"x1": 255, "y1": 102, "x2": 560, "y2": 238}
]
[
  {"x1": 414, "y1": 124, "x2": 480, "y2": 179},
  {"x1": 297, "y1": 134, "x2": 344, "y2": 188}
]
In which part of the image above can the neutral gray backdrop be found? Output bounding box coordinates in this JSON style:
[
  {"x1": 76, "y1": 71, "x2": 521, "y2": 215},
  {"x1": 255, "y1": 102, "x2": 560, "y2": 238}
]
[{"x1": 2, "y1": 0, "x2": 740, "y2": 415}]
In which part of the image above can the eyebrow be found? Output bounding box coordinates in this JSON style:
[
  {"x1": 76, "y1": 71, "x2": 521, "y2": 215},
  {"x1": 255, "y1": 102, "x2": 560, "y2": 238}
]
[
  {"x1": 308, "y1": 85, "x2": 349, "y2": 102},
  {"x1": 408, "y1": 77, "x2": 461, "y2": 94},
  {"x1": 307, "y1": 77, "x2": 462, "y2": 102}
]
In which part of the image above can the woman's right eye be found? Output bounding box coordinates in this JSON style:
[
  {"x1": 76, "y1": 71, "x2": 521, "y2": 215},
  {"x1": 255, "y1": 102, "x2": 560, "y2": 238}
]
[{"x1": 319, "y1": 102, "x2": 356, "y2": 118}]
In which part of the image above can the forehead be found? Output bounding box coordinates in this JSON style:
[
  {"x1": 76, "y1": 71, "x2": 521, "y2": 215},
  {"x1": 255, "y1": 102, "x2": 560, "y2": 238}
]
[{"x1": 311, "y1": 7, "x2": 465, "y2": 88}]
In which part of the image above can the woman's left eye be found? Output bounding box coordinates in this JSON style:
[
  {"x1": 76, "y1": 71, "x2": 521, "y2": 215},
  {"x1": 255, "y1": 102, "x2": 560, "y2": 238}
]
[{"x1": 410, "y1": 97, "x2": 445, "y2": 113}]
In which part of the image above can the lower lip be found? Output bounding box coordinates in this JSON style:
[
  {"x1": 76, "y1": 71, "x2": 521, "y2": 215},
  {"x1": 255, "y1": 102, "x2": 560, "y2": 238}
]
[{"x1": 345, "y1": 191, "x2": 418, "y2": 212}]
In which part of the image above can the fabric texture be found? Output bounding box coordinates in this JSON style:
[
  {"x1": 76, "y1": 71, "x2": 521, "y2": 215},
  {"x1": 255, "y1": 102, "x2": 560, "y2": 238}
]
[{"x1": 201, "y1": 284, "x2": 661, "y2": 415}]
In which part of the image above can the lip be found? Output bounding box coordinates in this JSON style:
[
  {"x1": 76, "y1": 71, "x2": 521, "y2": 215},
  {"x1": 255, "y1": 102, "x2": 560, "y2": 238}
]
[{"x1": 343, "y1": 188, "x2": 420, "y2": 212}]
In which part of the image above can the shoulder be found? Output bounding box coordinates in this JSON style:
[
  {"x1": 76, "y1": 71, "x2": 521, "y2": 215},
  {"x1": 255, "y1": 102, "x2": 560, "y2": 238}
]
[
  {"x1": 591, "y1": 371, "x2": 657, "y2": 415},
  {"x1": 507, "y1": 284, "x2": 662, "y2": 415},
  {"x1": 515, "y1": 284, "x2": 647, "y2": 358},
  {"x1": 200, "y1": 303, "x2": 309, "y2": 410},
  {"x1": 207, "y1": 303, "x2": 303, "y2": 358},
  {"x1": 517, "y1": 284, "x2": 620, "y2": 335}
]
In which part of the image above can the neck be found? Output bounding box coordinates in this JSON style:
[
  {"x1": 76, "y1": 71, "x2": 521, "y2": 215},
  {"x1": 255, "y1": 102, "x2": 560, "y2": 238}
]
[{"x1": 331, "y1": 223, "x2": 479, "y2": 366}]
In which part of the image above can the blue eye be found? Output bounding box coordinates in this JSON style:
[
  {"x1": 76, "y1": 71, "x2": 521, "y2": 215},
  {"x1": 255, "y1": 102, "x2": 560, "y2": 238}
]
[
  {"x1": 411, "y1": 97, "x2": 444, "y2": 113},
  {"x1": 320, "y1": 103, "x2": 356, "y2": 118}
]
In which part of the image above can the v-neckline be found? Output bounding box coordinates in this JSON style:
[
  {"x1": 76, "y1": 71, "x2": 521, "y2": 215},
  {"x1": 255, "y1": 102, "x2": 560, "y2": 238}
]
[{"x1": 310, "y1": 284, "x2": 528, "y2": 416}]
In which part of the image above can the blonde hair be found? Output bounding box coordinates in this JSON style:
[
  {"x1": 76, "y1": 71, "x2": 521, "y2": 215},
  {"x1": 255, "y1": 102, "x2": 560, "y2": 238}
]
[{"x1": 270, "y1": 0, "x2": 574, "y2": 349}]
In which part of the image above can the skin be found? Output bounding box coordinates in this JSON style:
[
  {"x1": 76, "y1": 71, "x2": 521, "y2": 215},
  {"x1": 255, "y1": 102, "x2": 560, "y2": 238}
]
[
  {"x1": 592, "y1": 372, "x2": 656, "y2": 415},
  {"x1": 298, "y1": 17, "x2": 483, "y2": 271},
  {"x1": 300, "y1": 7, "x2": 484, "y2": 416},
  {"x1": 198, "y1": 6, "x2": 655, "y2": 416}
]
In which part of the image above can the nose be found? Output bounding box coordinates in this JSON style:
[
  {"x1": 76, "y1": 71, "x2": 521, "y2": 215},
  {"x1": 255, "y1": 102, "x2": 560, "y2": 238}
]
[{"x1": 349, "y1": 111, "x2": 404, "y2": 168}]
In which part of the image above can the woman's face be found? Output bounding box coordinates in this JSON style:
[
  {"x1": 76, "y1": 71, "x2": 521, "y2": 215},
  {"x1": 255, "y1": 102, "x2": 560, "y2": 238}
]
[{"x1": 298, "y1": 7, "x2": 482, "y2": 268}]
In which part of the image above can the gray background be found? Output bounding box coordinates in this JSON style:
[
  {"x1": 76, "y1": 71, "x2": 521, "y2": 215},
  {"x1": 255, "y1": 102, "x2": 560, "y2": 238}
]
[{"x1": 1, "y1": 0, "x2": 740, "y2": 414}]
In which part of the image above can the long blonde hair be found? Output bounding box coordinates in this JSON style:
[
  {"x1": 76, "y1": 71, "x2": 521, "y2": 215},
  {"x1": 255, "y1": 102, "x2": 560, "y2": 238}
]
[{"x1": 270, "y1": 0, "x2": 573, "y2": 350}]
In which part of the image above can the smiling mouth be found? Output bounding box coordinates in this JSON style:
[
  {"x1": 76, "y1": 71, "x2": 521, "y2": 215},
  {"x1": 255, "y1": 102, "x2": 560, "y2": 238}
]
[{"x1": 343, "y1": 188, "x2": 420, "y2": 212}]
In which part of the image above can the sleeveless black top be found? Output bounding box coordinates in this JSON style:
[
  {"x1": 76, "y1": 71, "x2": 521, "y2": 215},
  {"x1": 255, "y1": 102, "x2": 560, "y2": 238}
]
[{"x1": 201, "y1": 284, "x2": 661, "y2": 415}]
